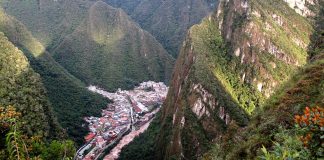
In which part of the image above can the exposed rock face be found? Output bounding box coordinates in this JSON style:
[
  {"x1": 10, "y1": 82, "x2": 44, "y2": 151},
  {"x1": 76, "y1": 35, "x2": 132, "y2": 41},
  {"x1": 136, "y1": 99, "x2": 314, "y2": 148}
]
[
  {"x1": 156, "y1": 0, "x2": 317, "y2": 159},
  {"x1": 284, "y1": 0, "x2": 317, "y2": 16}
]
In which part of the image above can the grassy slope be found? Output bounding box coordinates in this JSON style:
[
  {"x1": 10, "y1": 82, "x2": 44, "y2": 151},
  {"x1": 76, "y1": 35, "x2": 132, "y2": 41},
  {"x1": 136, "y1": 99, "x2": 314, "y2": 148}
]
[{"x1": 0, "y1": 8, "x2": 109, "y2": 145}]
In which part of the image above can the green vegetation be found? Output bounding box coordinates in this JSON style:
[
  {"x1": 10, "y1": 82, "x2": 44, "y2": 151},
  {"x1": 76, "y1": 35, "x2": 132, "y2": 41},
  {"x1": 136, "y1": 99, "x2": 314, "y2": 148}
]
[
  {"x1": 0, "y1": 0, "x2": 92, "y2": 50},
  {"x1": 118, "y1": 112, "x2": 163, "y2": 160},
  {"x1": 259, "y1": 128, "x2": 311, "y2": 160},
  {"x1": 252, "y1": 0, "x2": 313, "y2": 65},
  {"x1": 1, "y1": 0, "x2": 175, "y2": 92},
  {"x1": 191, "y1": 17, "x2": 263, "y2": 115},
  {"x1": 259, "y1": 106, "x2": 323, "y2": 160},
  {"x1": 181, "y1": 104, "x2": 213, "y2": 159},
  {"x1": 0, "y1": 106, "x2": 76, "y2": 160},
  {"x1": 203, "y1": 53, "x2": 324, "y2": 159},
  {"x1": 0, "y1": 29, "x2": 77, "y2": 159},
  {"x1": 0, "y1": 7, "x2": 110, "y2": 144},
  {"x1": 0, "y1": 32, "x2": 61, "y2": 138},
  {"x1": 52, "y1": 1, "x2": 174, "y2": 91},
  {"x1": 143, "y1": 0, "x2": 320, "y2": 159},
  {"x1": 104, "y1": 0, "x2": 218, "y2": 57}
]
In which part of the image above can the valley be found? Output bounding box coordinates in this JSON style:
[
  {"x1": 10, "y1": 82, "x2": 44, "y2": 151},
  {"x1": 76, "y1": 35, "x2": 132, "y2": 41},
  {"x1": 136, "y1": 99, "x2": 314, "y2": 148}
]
[
  {"x1": 0, "y1": 0, "x2": 322, "y2": 159},
  {"x1": 76, "y1": 82, "x2": 168, "y2": 160}
]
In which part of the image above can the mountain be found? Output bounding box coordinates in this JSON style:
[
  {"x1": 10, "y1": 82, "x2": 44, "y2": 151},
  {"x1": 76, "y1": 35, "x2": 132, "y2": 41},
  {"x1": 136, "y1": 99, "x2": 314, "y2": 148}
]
[
  {"x1": 1, "y1": 0, "x2": 93, "y2": 50},
  {"x1": 2, "y1": 0, "x2": 175, "y2": 91},
  {"x1": 208, "y1": 43, "x2": 324, "y2": 160},
  {"x1": 0, "y1": 30, "x2": 78, "y2": 160},
  {"x1": 52, "y1": 1, "x2": 174, "y2": 91},
  {"x1": 215, "y1": 2, "x2": 323, "y2": 159},
  {"x1": 0, "y1": 7, "x2": 109, "y2": 144},
  {"x1": 0, "y1": 31, "x2": 61, "y2": 139},
  {"x1": 119, "y1": 0, "x2": 322, "y2": 159},
  {"x1": 0, "y1": 0, "x2": 176, "y2": 142},
  {"x1": 104, "y1": 0, "x2": 218, "y2": 57}
]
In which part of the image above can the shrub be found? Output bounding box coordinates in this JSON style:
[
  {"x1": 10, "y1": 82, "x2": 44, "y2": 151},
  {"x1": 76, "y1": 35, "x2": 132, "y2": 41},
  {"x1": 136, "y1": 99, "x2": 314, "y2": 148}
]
[
  {"x1": 259, "y1": 106, "x2": 324, "y2": 160},
  {"x1": 294, "y1": 106, "x2": 324, "y2": 157}
]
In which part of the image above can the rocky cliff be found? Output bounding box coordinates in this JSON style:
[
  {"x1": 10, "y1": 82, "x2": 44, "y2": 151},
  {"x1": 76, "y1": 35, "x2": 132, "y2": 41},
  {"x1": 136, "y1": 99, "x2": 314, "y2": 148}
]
[{"x1": 155, "y1": 0, "x2": 320, "y2": 159}]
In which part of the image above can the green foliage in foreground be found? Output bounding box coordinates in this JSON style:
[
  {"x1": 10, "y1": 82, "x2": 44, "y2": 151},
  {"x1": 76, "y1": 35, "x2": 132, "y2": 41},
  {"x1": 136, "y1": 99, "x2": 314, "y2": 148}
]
[
  {"x1": 0, "y1": 32, "x2": 61, "y2": 138},
  {"x1": 259, "y1": 128, "x2": 312, "y2": 160},
  {"x1": 260, "y1": 106, "x2": 324, "y2": 160},
  {"x1": 1, "y1": 106, "x2": 76, "y2": 160},
  {"x1": 202, "y1": 56, "x2": 324, "y2": 160}
]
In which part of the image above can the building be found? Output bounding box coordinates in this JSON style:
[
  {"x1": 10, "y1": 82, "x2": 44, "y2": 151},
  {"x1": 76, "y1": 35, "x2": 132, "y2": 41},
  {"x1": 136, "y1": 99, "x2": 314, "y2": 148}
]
[
  {"x1": 96, "y1": 136, "x2": 105, "y2": 149},
  {"x1": 85, "y1": 133, "x2": 96, "y2": 142}
]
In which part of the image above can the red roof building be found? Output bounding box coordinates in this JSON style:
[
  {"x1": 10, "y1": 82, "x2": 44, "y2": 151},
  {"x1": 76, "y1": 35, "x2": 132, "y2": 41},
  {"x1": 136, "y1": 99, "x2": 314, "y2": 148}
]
[{"x1": 85, "y1": 133, "x2": 96, "y2": 142}]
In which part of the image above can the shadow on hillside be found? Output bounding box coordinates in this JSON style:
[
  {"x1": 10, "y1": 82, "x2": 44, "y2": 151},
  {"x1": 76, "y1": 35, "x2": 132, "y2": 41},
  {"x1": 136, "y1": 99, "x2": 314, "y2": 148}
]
[{"x1": 308, "y1": 1, "x2": 324, "y2": 61}]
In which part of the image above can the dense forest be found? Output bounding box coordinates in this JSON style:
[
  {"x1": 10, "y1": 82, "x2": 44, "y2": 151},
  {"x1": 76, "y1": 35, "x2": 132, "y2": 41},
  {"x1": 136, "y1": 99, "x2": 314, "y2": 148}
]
[{"x1": 0, "y1": 32, "x2": 75, "y2": 159}]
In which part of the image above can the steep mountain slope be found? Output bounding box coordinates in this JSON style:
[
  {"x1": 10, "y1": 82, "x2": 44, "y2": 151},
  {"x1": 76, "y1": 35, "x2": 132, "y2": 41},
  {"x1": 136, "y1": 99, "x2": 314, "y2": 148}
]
[
  {"x1": 0, "y1": 31, "x2": 78, "y2": 160},
  {"x1": 0, "y1": 8, "x2": 109, "y2": 144},
  {"x1": 2, "y1": 0, "x2": 175, "y2": 91},
  {"x1": 205, "y1": 20, "x2": 324, "y2": 158},
  {"x1": 0, "y1": 32, "x2": 61, "y2": 139},
  {"x1": 142, "y1": 0, "x2": 318, "y2": 159},
  {"x1": 203, "y1": 56, "x2": 323, "y2": 160},
  {"x1": 104, "y1": 0, "x2": 218, "y2": 57},
  {"x1": 216, "y1": 3, "x2": 323, "y2": 159},
  {"x1": 53, "y1": 1, "x2": 174, "y2": 91},
  {"x1": 1, "y1": 0, "x2": 93, "y2": 50}
]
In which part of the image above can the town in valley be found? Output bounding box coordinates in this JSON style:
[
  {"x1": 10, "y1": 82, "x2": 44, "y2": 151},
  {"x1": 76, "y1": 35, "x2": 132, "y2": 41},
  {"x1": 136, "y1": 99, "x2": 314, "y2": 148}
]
[{"x1": 76, "y1": 81, "x2": 168, "y2": 160}]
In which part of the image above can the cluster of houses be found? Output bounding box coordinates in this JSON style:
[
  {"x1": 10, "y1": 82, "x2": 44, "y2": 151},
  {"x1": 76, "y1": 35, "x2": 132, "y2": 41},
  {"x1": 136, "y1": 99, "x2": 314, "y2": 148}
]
[{"x1": 77, "y1": 81, "x2": 168, "y2": 160}]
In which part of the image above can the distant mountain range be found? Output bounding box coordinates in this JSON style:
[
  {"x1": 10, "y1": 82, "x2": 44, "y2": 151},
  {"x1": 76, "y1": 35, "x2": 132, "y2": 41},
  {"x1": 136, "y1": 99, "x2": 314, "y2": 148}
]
[{"x1": 104, "y1": 0, "x2": 218, "y2": 57}]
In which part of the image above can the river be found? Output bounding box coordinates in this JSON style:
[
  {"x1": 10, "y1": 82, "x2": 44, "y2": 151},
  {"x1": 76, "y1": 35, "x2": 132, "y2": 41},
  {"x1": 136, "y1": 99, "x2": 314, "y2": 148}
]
[{"x1": 103, "y1": 110, "x2": 158, "y2": 160}]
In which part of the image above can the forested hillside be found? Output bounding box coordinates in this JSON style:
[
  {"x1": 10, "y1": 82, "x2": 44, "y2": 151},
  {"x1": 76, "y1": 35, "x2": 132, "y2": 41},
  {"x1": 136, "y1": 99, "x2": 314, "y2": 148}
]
[
  {"x1": 104, "y1": 0, "x2": 218, "y2": 57},
  {"x1": 0, "y1": 7, "x2": 109, "y2": 144},
  {"x1": 0, "y1": 32, "x2": 61, "y2": 139},
  {"x1": 1, "y1": 0, "x2": 175, "y2": 92},
  {"x1": 0, "y1": 31, "x2": 77, "y2": 159},
  {"x1": 52, "y1": 1, "x2": 174, "y2": 91}
]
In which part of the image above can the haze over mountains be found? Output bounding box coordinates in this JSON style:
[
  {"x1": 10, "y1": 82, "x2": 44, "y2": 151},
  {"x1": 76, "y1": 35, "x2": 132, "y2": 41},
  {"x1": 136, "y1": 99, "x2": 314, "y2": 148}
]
[
  {"x1": 0, "y1": 0, "x2": 323, "y2": 159},
  {"x1": 2, "y1": 0, "x2": 175, "y2": 91},
  {"x1": 53, "y1": 1, "x2": 174, "y2": 90},
  {"x1": 104, "y1": 0, "x2": 218, "y2": 57}
]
